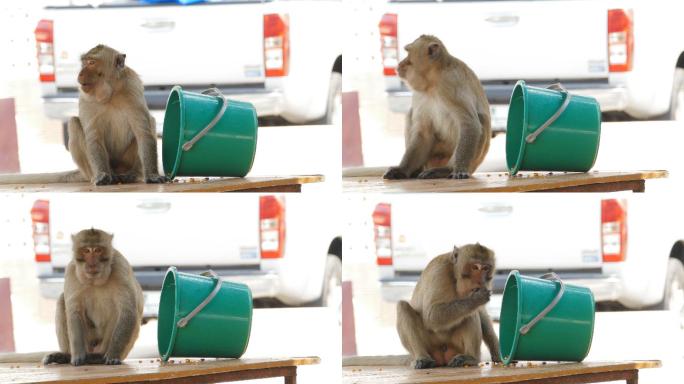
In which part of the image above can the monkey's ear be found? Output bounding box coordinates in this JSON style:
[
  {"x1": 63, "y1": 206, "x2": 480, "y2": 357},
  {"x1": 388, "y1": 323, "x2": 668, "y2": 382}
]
[
  {"x1": 427, "y1": 43, "x2": 441, "y2": 59},
  {"x1": 115, "y1": 53, "x2": 126, "y2": 69},
  {"x1": 451, "y1": 245, "x2": 459, "y2": 260}
]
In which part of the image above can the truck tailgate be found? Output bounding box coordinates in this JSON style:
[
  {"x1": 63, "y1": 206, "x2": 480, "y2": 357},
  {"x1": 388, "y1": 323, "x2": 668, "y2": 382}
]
[
  {"x1": 50, "y1": 2, "x2": 265, "y2": 88},
  {"x1": 392, "y1": 0, "x2": 608, "y2": 81},
  {"x1": 387, "y1": 195, "x2": 602, "y2": 272},
  {"x1": 47, "y1": 195, "x2": 260, "y2": 269}
]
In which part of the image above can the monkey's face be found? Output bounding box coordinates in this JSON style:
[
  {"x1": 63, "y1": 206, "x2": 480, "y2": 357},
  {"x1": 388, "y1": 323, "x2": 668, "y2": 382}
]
[
  {"x1": 77, "y1": 45, "x2": 126, "y2": 101},
  {"x1": 397, "y1": 35, "x2": 444, "y2": 92},
  {"x1": 75, "y1": 245, "x2": 113, "y2": 284},
  {"x1": 464, "y1": 261, "x2": 493, "y2": 290}
]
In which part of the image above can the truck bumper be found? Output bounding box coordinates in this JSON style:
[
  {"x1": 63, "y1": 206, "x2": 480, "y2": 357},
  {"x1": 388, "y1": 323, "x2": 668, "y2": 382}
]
[
  {"x1": 386, "y1": 79, "x2": 628, "y2": 129},
  {"x1": 380, "y1": 270, "x2": 622, "y2": 303},
  {"x1": 39, "y1": 268, "x2": 280, "y2": 318},
  {"x1": 42, "y1": 87, "x2": 286, "y2": 125}
]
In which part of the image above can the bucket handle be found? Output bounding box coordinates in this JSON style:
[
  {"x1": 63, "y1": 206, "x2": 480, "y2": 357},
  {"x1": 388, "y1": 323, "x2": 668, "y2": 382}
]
[
  {"x1": 176, "y1": 270, "x2": 222, "y2": 328},
  {"x1": 524, "y1": 83, "x2": 572, "y2": 144},
  {"x1": 518, "y1": 272, "x2": 565, "y2": 335},
  {"x1": 181, "y1": 88, "x2": 229, "y2": 152}
]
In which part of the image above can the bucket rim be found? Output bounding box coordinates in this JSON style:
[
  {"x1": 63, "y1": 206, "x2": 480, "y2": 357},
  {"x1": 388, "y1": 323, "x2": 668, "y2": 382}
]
[
  {"x1": 508, "y1": 80, "x2": 529, "y2": 175},
  {"x1": 500, "y1": 270, "x2": 523, "y2": 365},
  {"x1": 165, "y1": 85, "x2": 186, "y2": 180},
  {"x1": 160, "y1": 266, "x2": 180, "y2": 361}
]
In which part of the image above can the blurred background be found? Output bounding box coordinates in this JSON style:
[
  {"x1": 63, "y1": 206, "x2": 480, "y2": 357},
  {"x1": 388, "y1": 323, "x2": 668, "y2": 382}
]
[
  {"x1": 0, "y1": 0, "x2": 342, "y2": 192},
  {"x1": 0, "y1": 193, "x2": 342, "y2": 383},
  {"x1": 342, "y1": 193, "x2": 684, "y2": 383},
  {"x1": 342, "y1": 0, "x2": 684, "y2": 191}
]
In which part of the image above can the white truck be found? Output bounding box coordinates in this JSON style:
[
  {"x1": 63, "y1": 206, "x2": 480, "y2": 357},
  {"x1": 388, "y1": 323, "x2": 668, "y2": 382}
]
[
  {"x1": 370, "y1": 195, "x2": 684, "y2": 323},
  {"x1": 378, "y1": 0, "x2": 684, "y2": 130},
  {"x1": 29, "y1": 194, "x2": 342, "y2": 320},
  {"x1": 35, "y1": 0, "x2": 342, "y2": 142}
]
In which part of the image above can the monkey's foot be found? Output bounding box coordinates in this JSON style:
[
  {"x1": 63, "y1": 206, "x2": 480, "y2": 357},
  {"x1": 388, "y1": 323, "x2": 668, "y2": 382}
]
[
  {"x1": 70, "y1": 353, "x2": 88, "y2": 366},
  {"x1": 93, "y1": 173, "x2": 113, "y2": 186},
  {"x1": 448, "y1": 171, "x2": 470, "y2": 179},
  {"x1": 104, "y1": 356, "x2": 122, "y2": 365},
  {"x1": 448, "y1": 354, "x2": 479, "y2": 368},
  {"x1": 417, "y1": 168, "x2": 451, "y2": 179},
  {"x1": 112, "y1": 173, "x2": 139, "y2": 184},
  {"x1": 145, "y1": 174, "x2": 171, "y2": 184},
  {"x1": 43, "y1": 352, "x2": 70, "y2": 365},
  {"x1": 414, "y1": 358, "x2": 437, "y2": 369},
  {"x1": 383, "y1": 167, "x2": 409, "y2": 180}
]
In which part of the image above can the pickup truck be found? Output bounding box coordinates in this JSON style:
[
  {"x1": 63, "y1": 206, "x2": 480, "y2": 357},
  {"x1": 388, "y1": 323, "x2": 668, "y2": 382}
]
[
  {"x1": 29, "y1": 194, "x2": 342, "y2": 320},
  {"x1": 35, "y1": 0, "x2": 342, "y2": 142},
  {"x1": 378, "y1": 0, "x2": 684, "y2": 130},
  {"x1": 371, "y1": 195, "x2": 684, "y2": 324}
]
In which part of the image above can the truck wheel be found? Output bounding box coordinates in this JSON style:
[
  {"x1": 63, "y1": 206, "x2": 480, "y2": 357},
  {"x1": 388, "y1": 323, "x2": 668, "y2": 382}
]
[
  {"x1": 322, "y1": 71, "x2": 342, "y2": 125},
  {"x1": 660, "y1": 258, "x2": 684, "y2": 327},
  {"x1": 670, "y1": 68, "x2": 684, "y2": 121},
  {"x1": 314, "y1": 255, "x2": 342, "y2": 309}
]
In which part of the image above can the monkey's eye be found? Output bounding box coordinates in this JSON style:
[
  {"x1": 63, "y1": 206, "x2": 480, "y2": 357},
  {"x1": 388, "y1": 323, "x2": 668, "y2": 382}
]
[
  {"x1": 87, "y1": 59, "x2": 96, "y2": 66},
  {"x1": 471, "y1": 264, "x2": 478, "y2": 271},
  {"x1": 93, "y1": 247, "x2": 102, "y2": 255},
  {"x1": 483, "y1": 265, "x2": 491, "y2": 272}
]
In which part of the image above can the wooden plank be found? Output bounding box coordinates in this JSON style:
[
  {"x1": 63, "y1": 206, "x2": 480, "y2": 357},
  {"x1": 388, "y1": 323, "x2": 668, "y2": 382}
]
[
  {"x1": 343, "y1": 171, "x2": 667, "y2": 193},
  {"x1": 125, "y1": 366, "x2": 297, "y2": 384},
  {"x1": 0, "y1": 278, "x2": 15, "y2": 352},
  {"x1": 0, "y1": 175, "x2": 323, "y2": 193},
  {"x1": 0, "y1": 98, "x2": 20, "y2": 174},
  {"x1": 512, "y1": 369, "x2": 636, "y2": 384},
  {"x1": 0, "y1": 356, "x2": 319, "y2": 384},
  {"x1": 342, "y1": 92, "x2": 364, "y2": 167},
  {"x1": 342, "y1": 361, "x2": 660, "y2": 384}
]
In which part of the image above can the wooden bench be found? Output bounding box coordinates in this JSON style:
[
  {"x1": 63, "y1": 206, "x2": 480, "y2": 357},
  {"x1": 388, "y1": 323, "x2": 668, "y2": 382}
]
[
  {"x1": 343, "y1": 170, "x2": 667, "y2": 193},
  {"x1": 343, "y1": 360, "x2": 661, "y2": 384},
  {"x1": 0, "y1": 175, "x2": 323, "y2": 193},
  {"x1": 0, "y1": 356, "x2": 319, "y2": 384}
]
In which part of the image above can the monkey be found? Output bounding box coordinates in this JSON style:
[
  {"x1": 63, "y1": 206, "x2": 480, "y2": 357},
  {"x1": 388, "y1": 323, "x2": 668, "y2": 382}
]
[
  {"x1": 40, "y1": 228, "x2": 144, "y2": 366},
  {"x1": 0, "y1": 44, "x2": 167, "y2": 185},
  {"x1": 342, "y1": 244, "x2": 500, "y2": 369},
  {"x1": 383, "y1": 35, "x2": 491, "y2": 180},
  {"x1": 397, "y1": 244, "x2": 500, "y2": 369}
]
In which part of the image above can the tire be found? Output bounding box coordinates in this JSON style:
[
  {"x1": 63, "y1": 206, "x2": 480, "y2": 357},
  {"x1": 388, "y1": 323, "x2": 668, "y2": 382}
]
[
  {"x1": 668, "y1": 67, "x2": 684, "y2": 121},
  {"x1": 312, "y1": 255, "x2": 342, "y2": 308},
  {"x1": 657, "y1": 258, "x2": 684, "y2": 328},
  {"x1": 321, "y1": 71, "x2": 342, "y2": 125}
]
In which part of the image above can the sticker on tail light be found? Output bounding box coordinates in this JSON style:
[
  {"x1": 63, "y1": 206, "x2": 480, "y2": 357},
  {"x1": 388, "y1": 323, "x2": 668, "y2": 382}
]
[
  {"x1": 608, "y1": 9, "x2": 633, "y2": 72},
  {"x1": 372, "y1": 203, "x2": 393, "y2": 266},
  {"x1": 263, "y1": 14, "x2": 290, "y2": 77},
  {"x1": 31, "y1": 199, "x2": 51, "y2": 262},
  {"x1": 379, "y1": 13, "x2": 398, "y2": 76},
  {"x1": 259, "y1": 195, "x2": 285, "y2": 258},
  {"x1": 601, "y1": 199, "x2": 627, "y2": 262},
  {"x1": 35, "y1": 19, "x2": 55, "y2": 82}
]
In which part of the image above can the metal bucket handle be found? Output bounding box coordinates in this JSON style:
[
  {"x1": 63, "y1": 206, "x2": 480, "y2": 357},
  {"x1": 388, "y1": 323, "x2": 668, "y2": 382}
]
[
  {"x1": 176, "y1": 270, "x2": 221, "y2": 328},
  {"x1": 181, "y1": 88, "x2": 229, "y2": 152},
  {"x1": 525, "y1": 83, "x2": 572, "y2": 144},
  {"x1": 519, "y1": 272, "x2": 566, "y2": 335}
]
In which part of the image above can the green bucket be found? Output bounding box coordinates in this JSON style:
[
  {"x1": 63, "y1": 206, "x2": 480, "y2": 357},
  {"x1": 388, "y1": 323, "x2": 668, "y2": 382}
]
[
  {"x1": 157, "y1": 267, "x2": 252, "y2": 361},
  {"x1": 499, "y1": 271, "x2": 595, "y2": 365},
  {"x1": 506, "y1": 81, "x2": 601, "y2": 175},
  {"x1": 162, "y1": 86, "x2": 258, "y2": 179}
]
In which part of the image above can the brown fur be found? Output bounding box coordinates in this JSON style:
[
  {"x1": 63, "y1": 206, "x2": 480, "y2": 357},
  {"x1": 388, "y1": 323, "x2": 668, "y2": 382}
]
[
  {"x1": 0, "y1": 44, "x2": 166, "y2": 185},
  {"x1": 42, "y1": 228, "x2": 143, "y2": 366},
  {"x1": 384, "y1": 35, "x2": 491, "y2": 180},
  {"x1": 396, "y1": 244, "x2": 500, "y2": 369}
]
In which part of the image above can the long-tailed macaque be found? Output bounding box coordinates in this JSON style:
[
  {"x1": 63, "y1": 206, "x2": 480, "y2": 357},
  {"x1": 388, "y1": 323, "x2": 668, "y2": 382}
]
[
  {"x1": 0, "y1": 44, "x2": 167, "y2": 185},
  {"x1": 384, "y1": 35, "x2": 491, "y2": 180},
  {"x1": 397, "y1": 244, "x2": 500, "y2": 368},
  {"x1": 41, "y1": 228, "x2": 143, "y2": 365}
]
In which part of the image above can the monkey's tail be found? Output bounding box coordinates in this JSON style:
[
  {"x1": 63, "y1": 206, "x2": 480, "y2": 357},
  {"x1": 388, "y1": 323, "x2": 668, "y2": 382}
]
[
  {"x1": 0, "y1": 170, "x2": 86, "y2": 184},
  {"x1": 342, "y1": 166, "x2": 389, "y2": 177},
  {"x1": 0, "y1": 351, "x2": 52, "y2": 363},
  {"x1": 343, "y1": 355, "x2": 411, "y2": 367}
]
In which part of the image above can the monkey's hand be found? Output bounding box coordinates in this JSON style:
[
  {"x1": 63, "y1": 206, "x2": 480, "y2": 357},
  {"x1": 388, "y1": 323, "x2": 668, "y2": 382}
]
[
  {"x1": 469, "y1": 288, "x2": 491, "y2": 306},
  {"x1": 145, "y1": 174, "x2": 170, "y2": 184},
  {"x1": 93, "y1": 172, "x2": 113, "y2": 186},
  {"x1": 383, "y1": 166, "x2": 409, "y2": 180}
]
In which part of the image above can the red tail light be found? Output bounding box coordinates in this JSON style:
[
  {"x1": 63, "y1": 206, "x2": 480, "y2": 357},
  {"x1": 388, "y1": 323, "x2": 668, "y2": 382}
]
[
  {"x1": 35, "y1": 19, "x2": 55, "y2": 83},
  {"x1": 30, "y1": 199, "x2": 51, "y2": 263},
  {"x1": 379, "y1": 13, "x2": 398, "y2": 76},
  {"x1": 608, "y1": 9, "x2": 633, "y2": 72},
  {"x1": 372, "y1": 203, "x2": 393, "y2": 266},
  {"x1": 259, "y1": 195, "x2": 285, "y2": 259},
  {"x1": 264, "y1": 14, "x2": 290, "y2": 77},
  {"x1": 601, "y1": 199, "x2": 627, "y2": 262}
]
